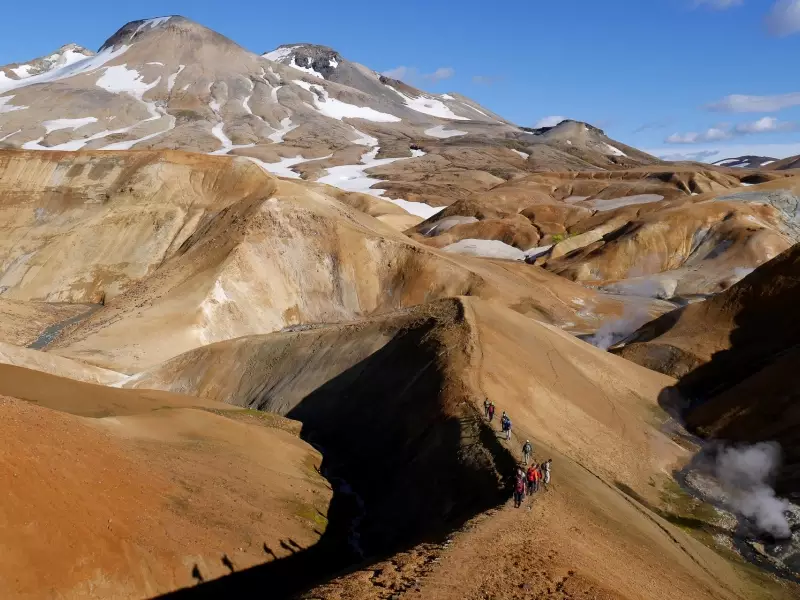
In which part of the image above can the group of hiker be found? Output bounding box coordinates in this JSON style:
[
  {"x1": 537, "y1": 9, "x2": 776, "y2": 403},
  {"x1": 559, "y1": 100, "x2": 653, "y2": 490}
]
[
  {"x1": 483, "y1": 399, "x2": 513, "y2": 440},
  {"x1": 513, "y1": 459, "x2": 551, "y2": 508},
  {"x1": 483, "y1": 398, "x2": 552, "y2": 508}
]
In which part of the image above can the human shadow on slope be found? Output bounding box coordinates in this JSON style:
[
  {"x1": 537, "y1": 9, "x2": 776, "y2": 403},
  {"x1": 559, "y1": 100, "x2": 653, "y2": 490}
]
[{"x1": 156, "y1": 316, "x2": 517, "y2": 599}]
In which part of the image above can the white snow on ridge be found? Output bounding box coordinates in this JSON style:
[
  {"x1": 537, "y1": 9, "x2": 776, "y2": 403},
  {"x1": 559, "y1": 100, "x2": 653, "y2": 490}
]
[
  {"x1": 460, "y1": 102, "x2": 493, "y2": 119},
  {"x1": 42, "y1": 117, "x2": 97, "y2": 134},
  {"x1": 0, "y1": 96, "x2": 27, "y2": 114},
  {"x1": 100, "y1": 108, "x2": 176, "y2": 150},
  {"x1": 512, "y1": 149, "x2": 530, "y2": 159},
  {"x1": 11, "y1": 65, "x2": 33, "y2": 79},
  {"x1": 350, "y1": 127, "x2": 378, "y2": 146},
  {"x1": 587, "y1": 194, "x2": 664, "y2": 211},
  {"x1": 247, "y1": 155, "x2": 313, "y2": 179},
  {"x1": 293, "y1": 80, "x2": 400, "y2": 122},
  {"x1": 442, "y1": 239, "x2": 525, "y2": 261},
  {"x1": 167, "y1": 65, "x2": 185, "y2": 91},
  {"x1": 440, "y1": 94, "x2": 455, "y2": 100},
  {"x1": 317, "y1": 146, "x2": 442, "y2": 218},
  {"x1": 385, "y1": 85, "x2": 468, "y2": 120},
  {"x1": 290, "y1": 56, "x2": 323, "y2": 79},
  {"x1": 604, "y1": 143, "x2": 627, "y2": 157},
  {"x1": 96, "y1": 65, "x2": 159, "y2": 97},
  {"x1": 209, "y1": 122, "x2": 255, "y2": 155},
  {"x1": 425, "y1": 125, "x2": 467, "y2": 139},
  {"x1": 0, "y1": 43, "x2": 131, "y2": 95},
  {"x1": 268, "y1": 117, "x2": 298, "y2": 143},
  {"x1": 131, "y1": 17, "x2": 172, "y2": 39},
  {"x1": 263, "y1": 46, "x2": 297, "y2": 63},
  {"x1": 388, "y1": 198, "x2": 445, "y2": 219}
]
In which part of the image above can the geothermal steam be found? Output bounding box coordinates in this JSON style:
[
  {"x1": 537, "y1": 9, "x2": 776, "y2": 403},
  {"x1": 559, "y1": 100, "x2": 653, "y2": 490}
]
[{"x1": 714, "y1": 442, "x2": 791, "y2": 539}]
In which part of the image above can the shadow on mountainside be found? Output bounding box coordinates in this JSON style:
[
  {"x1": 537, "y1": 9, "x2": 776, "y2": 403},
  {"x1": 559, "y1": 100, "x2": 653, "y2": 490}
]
[
  {"x1": 157, "y1": 311, "x2": 517, "y2": 599},
  {"x1": 654, "y1": 247, "x2": 800, "y2": 497}
]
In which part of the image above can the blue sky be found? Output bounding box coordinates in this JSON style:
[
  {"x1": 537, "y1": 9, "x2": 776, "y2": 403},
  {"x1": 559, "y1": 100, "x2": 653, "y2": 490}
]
[{"x1": 2, "y1": 0, "x2": 800, "y2": 160}]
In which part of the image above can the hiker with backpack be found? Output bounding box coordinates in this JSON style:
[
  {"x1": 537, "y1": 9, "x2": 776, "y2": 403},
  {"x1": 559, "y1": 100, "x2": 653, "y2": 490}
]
[
  {"x1": 526, "y1": 464, "x2": 537, "y2": 496},
  {"x1": 513, "y1": 468, "x2": 526, "y2": 508},
  {"x1": 542, "y1": 459, "x2": 552, "y2": 489},
  {"x1": 487, "y1": 402, "x2": 496, "y2": 422},
  {"x1": 522, "y1": 439, "x2": 532, "y2": 464},
  {"x1": 501, "y1": 413, "x2": 512, "y2": 440}
]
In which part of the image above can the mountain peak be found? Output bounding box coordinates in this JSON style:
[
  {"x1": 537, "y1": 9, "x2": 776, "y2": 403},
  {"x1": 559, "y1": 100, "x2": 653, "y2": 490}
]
[{"x1": 262, "y1": 44, "x2": 342, "y2": 80}]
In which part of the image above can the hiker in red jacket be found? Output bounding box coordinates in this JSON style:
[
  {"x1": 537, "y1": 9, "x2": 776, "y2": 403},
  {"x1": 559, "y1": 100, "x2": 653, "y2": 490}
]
[
  {"x1": 487, "y1": 402, "x2": 496, "y2": 422},
  {"x1": 526, "y1": 465, "x2": 537, "y2": 496}
]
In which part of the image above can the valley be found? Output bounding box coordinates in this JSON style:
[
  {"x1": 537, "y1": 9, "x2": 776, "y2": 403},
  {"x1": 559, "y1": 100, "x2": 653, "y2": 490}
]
[{"x1": 0, "y1": 12, "x2": 799, "y2": 600}]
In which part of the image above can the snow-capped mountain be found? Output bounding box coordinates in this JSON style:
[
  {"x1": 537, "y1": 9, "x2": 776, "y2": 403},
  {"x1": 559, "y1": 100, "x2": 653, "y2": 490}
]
[
  {"x1": 262, "y1": 43, "x2": 508, "y2": 124},
  {"x1": 0, "y1": 16, "x2": 660, "y2": 209},
  {"x1": 0, "y1": 44, "x2": 94, "y2": 83},
  {"x1": 712, "y1": 156, "x2": 777, "y2": 169}
]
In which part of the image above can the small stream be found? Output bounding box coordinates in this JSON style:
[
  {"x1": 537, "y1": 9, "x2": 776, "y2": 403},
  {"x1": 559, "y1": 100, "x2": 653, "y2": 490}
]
[{"x1": 27, "y1": 305, "x2": 100, "y2": 350}]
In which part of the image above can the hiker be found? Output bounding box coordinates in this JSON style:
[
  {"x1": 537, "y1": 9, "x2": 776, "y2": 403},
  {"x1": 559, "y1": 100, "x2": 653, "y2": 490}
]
[
  {"x1": 526, "y1": 464, "x2": 536, "y2": 496},
  {"x1": 483, "y1": 398, "x2": 490, "y2": 418},
  {"x1": 533, "y1": 464, "x2": 543, "y2": 493},
  {"x1": 542, "y1": 459, "x2": 552, "y2": 489},
  {"x1": 522, "y1": 439, "x2": 533, "y2": 464},
  {"x1": 513, "y1": 473, "x2": 526, "y2": 508},
  {"x1": 502, "y1": 415, "x2": 512, "y2": 440},
  {"x1": 488, "y1": 402, "x2": 496, "y2": 422}
]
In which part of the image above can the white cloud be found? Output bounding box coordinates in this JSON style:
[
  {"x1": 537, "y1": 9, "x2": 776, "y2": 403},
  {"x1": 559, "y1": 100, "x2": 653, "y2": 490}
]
[
  {"x1": 424, "y1": 67, "x2": 455, "y2": 82},
  {"x1": 534, "y1": 115, "x2": 568, "y2": 128},
  {"x1": 381, "y1": 66, "x2": 455, "y2": 84},
  {"x1": 647, "y1": 142, "x2": 800, "y2": 163},
  {"x1": 382, "y1": 66, "x2": 411, "y2": 80},
  {"x1": 734, "y1": 116, "x2": 796, "y2": 133},
  {"x1": 766, "y1": 0, "x2": 800, "y2": 36},
  {"x1": 707, "y1": 92, "x2": 800, "y2": 112},
  {"x1": 694, "y1": 0, "x2": 743, "y2": 9},
  {"x1": 665, "y1": 117, "x2": 796, "y2": 143}
]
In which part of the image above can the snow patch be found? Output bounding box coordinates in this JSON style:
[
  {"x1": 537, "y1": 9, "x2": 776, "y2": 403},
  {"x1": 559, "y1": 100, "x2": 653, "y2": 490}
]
[
  {"x1": 268, "y1": 117, "x2": 298, "y2": 143},
  {"x1": 587, "y1": 194, "x2": 664, "y2": 211},
  {"x1": 263, "y1": 46, "x2": 297, "y2": 63},
  {"x1": 512, "y1": 149, "x2": 530, "y2": 159},
  {"x1": 131, "y1": 17, "x2": 172, "y2": 39},
  {"x1": 350, "y1": 127, "x2": 378, "y2": 147},
  {"x1": 96, "y1": 65, "x2": 159, "y2": 98},
  {"x1": 0, "y1": 96, "x2": 27, "y2": 114},
  {"x1": 440, "y1": 93, "x2": 455, "y2": 100},
  {"x1": 246, "y1": 155, "x2": 315, "y2": 179},
  {"x1": 386, "y1": 85, "x2": 468, "y2": 120},
  {"x1": 209, "y1": 122, "x2": 255, "y2": 155},
  {"x1": 442, "y1": 239, "x2": 525, "y2": 261},
  {"x1": 11, "y1": 65, "x2": 33, "y2": 79},
  {"x1": 42, "y1": 117, "x2": 97, "y2": 134},
  {"x1": 424, "y1": 125, "x2": 467, "y2": 138},
  {"x1": 293, "y1": 80, "x2": 400, "y2": 122},
  {"x1": 604, "y1": 143, "x2": 627, "y2": 157},
  {"x1": 0, "y1": 43, "x2": 131, "y2": 95},
  {"x1": 167, "y1": 65, "x2": 185, "y2": 92},
  {"x1": 317, "y1": 146, "x2": 442, "y2": 218},
  {"x1": 290, "y1": 56, "x2": 324, "y2": 79}
]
